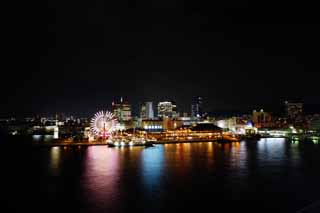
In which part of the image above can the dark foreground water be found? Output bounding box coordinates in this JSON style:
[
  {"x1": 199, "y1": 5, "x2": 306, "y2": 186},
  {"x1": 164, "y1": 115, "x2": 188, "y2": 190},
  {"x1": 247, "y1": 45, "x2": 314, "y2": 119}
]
[{"x1": 1, "y1": 138, "x2": 320, "y2": 213}]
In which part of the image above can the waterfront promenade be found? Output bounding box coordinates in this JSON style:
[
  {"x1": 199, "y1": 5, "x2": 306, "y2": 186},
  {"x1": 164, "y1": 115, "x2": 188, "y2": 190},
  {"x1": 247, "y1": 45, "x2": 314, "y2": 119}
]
[{"x1": 31, "y1": 137, "x2": 240, "y2": 147}]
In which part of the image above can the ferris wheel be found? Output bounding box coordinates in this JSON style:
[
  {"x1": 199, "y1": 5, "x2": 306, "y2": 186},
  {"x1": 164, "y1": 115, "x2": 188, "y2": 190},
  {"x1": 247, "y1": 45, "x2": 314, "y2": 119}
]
[{"x1": 90, "y1": 111, "x2": 118, "y2": 139}]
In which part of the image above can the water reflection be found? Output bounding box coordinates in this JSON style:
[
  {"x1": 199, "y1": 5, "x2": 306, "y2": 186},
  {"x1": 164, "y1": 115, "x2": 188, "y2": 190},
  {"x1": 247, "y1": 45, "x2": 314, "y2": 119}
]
[
  {"x1": 49, "y1": 147, "x2": 61, "y2": 176},
  {"x1": 39, "y1": 139, "x2": 320, "y2": 212},
  {"x1": 206, "y1": 142, "x2": 214, "y2": 165},
  {"x1": 141, "y1": 146, "x2": 165, "y2": 189},
  {"x1": 82, "y1": 146, "x2": 121, "y2": 210},
  {"x1": 257, "y1": 138, "x2": 285, "y2": 163},
  {"x1": 229, "y1": 142, "x2": 246, "y2": 170},
  {"x1": 175, "y1": 143, "x2": 191, "y2": 165}
]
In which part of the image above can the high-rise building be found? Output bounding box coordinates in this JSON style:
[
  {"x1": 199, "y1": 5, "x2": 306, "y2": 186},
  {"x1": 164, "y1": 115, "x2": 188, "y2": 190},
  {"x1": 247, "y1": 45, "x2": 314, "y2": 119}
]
[
  {"x1": 112, "y1": 97, "x2": 132, "y2": 122},
  {"x1": 252, "y1": 109, "x2": 272, "y2": 128},
  {"x1": 145, "y1": 102, "x2": 154, "y2": 119},
  {"x1": 140, "y1": 102, "x2": 154, "y2": 119},
  {"x1": 157, "y1": 101, "x2": 177, "y2": 118},
  {"x1": 191, "y1": 96, "x2": 203, "y2": 118},
  {"x1": 140, "y1": 103, "x2": 146, "y2": 119},
  {"x1": 285, "y1": 101, "x2": 303, "y2": 121}
]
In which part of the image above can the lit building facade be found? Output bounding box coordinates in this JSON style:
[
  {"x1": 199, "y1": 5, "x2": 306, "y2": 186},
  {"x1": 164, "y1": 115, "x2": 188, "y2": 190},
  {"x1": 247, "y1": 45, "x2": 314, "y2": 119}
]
[
  {"x1": 141, "y1": 119, "x2": 163, "y2": 132},
  {"x1": 141, "y1": 118, "x2": 183, "y2": 131},
  {"x1": 285, "y1": 101, "x2": 303, "y2": 121},
  {"x1": 112, "y1": 97, "x2": 132, "y2": 122},
  {"x1": 191, "y1": 96, "x2": 203, "y2": 118},
  {"x1": 310, "y1": 119, "x2": 320, "y2": 131},
  {"x1": 140, "y1": 104, "x2": 146, "y2": 119},
  {"x1": 157, "y1": 101, "x2": 177, "y2": 118},
  {"x1": 140, "y1": 102, "x2": 154, "y2": 119},
  {"x1": 252, "y1": 109, "x2": 272, "y2": 128},
  {"x1": 215, "y1": 117, "x2": 237, "y2": 131}
]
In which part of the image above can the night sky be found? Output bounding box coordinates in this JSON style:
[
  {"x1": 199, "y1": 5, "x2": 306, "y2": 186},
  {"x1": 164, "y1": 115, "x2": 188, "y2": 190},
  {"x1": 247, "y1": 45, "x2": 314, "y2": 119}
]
[{"x1": 2, "y1": 0, "x2": 320, "y2": 117}]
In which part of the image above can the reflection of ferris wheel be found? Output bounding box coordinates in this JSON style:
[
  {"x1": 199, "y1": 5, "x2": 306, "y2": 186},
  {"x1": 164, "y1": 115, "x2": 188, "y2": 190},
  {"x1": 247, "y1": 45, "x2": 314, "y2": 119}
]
[{"x1": 90, "y1": 111, "x2": 118, "y2": 139}]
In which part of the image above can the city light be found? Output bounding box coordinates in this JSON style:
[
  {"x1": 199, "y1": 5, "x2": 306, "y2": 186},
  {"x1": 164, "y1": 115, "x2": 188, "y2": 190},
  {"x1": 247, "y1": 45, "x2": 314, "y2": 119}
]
[{"x1": 90, "y1": 111, "x2": 118, "y2": 139}]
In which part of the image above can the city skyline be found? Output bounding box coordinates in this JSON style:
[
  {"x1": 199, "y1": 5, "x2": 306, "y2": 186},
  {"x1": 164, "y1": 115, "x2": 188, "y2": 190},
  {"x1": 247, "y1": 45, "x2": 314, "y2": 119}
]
[
  {"x1": 1, "y1": 1, "x2": 320, "y2": 212},
  {"x1": 1, "y1": 96, "x2": 320, "y2": 118}
]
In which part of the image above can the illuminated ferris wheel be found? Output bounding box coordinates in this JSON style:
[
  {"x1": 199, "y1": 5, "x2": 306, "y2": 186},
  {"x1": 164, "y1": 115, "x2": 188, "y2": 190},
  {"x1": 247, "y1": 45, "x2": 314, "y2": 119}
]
[{"x1": 90, "y1": 111, "x2": 118, "y2": 139}]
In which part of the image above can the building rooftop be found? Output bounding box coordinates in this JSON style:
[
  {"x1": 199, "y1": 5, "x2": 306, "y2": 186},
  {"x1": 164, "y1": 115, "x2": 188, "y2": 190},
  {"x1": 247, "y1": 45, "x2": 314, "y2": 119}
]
[{"x1": 190, "y1": 123, "x2": 222, "y2": 132}]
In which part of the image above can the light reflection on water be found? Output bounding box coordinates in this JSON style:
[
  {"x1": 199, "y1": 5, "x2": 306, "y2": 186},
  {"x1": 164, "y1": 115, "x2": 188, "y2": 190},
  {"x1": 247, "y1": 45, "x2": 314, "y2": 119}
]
[
  {"x1": 257, "y1": 138, "x2": 286, "y2": 163},
  {"x1": 229, "y1": 142, "x2": 246, "y2": 171},
  {"x1": 42, "y1": 139, "x2": 320, "y2": 213},
  {"x1": 141, "y1": 145, "x2": 165, "y2": 189},
  {"x1": 49, "y1": 147, "x2": 61, "y2": 176},
  {"x1": 81, "y1": 146, "x2": 121, "y2": 210}
]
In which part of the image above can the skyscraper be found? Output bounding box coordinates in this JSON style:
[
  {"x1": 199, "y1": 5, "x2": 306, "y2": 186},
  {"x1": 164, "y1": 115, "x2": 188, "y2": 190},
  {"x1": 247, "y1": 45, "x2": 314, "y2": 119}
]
[
  {"x1": 191, "y1": 96, "x2": 203, "y2": 118},
  {"x1": 140, "y1": 103, "x2": 146, "y2": 119},
  {"x1": 112, "y1": 97, "x2": 132, "y2": 122},
  {"x1": 157, "y1": 101, "x2": 177, "y2": 118},
  {"x1": 252, "y1": 109, "x2": 272, "y2": 128},
  {"x1": 140, "y1": 102, "x2": 154, "y2": 119},
  {"x1": 145, "y1": 102, "x2": 154, "y2": 119},
  {"x1": 284, "y1": 101, "x2": 303, "y2": 121}
]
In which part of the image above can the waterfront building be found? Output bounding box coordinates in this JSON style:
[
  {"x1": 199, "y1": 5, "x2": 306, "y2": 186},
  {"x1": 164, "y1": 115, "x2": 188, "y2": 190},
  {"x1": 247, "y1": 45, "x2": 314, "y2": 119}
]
[
  {"x1": 145, "y1": 102, "x2": 154, "y2": 119},
  {"x1": 178, "y1": 116, "x2": 197, "y2": 126},
  {"x1": 191, "y1": 96, "x2": 203, "y2": 118},
  {"x1": 141, "y1": 118, "x2": 183, "y2": 131},
  {"x1": 215, "y1": 117, "x2": 237, "y2": 131},
  {"x1": 140, "y1": 102, "x2": 154, "y2": 119},
  {"x1": 157, "y1": 101, "x2": 177, "y2": 118},
  {"x1": 141, "y1": 119, "x2": 163, "y2": 132},
  {"x1": 112, "y1": 97, "x2": 132, "y2": 122},
  {"x1": 252, "y1": 109, "x2": 272, "y2": 128},
  {"x1": 163, "y1": 118, "x2": 183, "y2": 130},
  {"x1": 190, "y1": 123, "x2": 222, "y2": 133},
  {"x1": 53, "y1": 118, "x2": 59, "y2": 139},
  {"x1": 140, "y1": 104, "x2": 146, "y2": 119},
  {"x1": 310, "y1": 119, "x2": 320, "y2": 131},
  {"x1": 285, "y1": 101, "x2": 303, "y2": 121}
]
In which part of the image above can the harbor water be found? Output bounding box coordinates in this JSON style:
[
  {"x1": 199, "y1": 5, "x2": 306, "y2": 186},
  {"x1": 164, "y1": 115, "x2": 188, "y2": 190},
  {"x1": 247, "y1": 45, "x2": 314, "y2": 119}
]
[{"x1": 1, "y1": 138, "x2": 320, "y2": 212}]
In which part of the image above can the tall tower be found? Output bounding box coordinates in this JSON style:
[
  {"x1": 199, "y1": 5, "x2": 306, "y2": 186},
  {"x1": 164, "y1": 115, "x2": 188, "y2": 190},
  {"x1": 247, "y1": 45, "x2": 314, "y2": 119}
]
[
  {"x1": 140, "y1": 102, "x2": 154, "y2": 119},
  {"x1": 53, "y1": 114, "x2": 59, "y2": 139},
  {"x1": 191, "y1": 96, "x2": 203, "y2": 118},
  {"x1": 140, "y1": 103, "x2": 147, "y2": 119},
  {"x1": 112, "y1": 97, "x2": 132, "y2": 122},
  {"x1": 145, "y1": 102, "x2": 154, "y2": 119}
]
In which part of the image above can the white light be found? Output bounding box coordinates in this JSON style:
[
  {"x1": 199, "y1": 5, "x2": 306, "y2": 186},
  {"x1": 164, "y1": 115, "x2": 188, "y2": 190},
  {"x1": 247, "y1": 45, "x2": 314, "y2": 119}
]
[
  {"x1": 120, "y1": 142, "x2": 125, "y2": 146},
  {"x1": 129, "y1": 141, "x2": 134, "y2": 146},
  {"x1": 114, "y1": 142, "x2": 119, "y2": 146},
  {"x1": 90, "y1": 111, "x2": 118, "y2": 137}
]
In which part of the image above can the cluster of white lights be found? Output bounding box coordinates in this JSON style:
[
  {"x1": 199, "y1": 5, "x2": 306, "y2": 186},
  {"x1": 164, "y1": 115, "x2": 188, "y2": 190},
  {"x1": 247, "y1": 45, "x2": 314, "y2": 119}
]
[
  {"x1": 144, "y1": 125, "x2": 162, "y2": 130},
  {"x1": 90, "y1": 111, "x2": 118, "y2": 136},
  {"x1": 113, "y1": 141, "x2": 133, "y2": 147}
]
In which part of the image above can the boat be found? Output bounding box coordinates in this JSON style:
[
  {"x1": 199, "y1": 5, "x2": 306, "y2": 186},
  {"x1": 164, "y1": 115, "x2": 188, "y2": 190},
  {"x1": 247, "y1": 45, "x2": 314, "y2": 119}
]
[
  {"x1": 107, "y1": 137, "x2": 153, "y2": 147},
  {"x1": 238, "y1": 134, "x2": 261, "y2": 141}
]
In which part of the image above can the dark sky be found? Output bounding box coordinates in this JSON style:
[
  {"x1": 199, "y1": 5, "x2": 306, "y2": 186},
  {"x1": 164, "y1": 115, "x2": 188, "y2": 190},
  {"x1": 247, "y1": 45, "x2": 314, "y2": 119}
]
[{"x1": 2, "y1": 0, "x2": 320, "y2": 117}]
